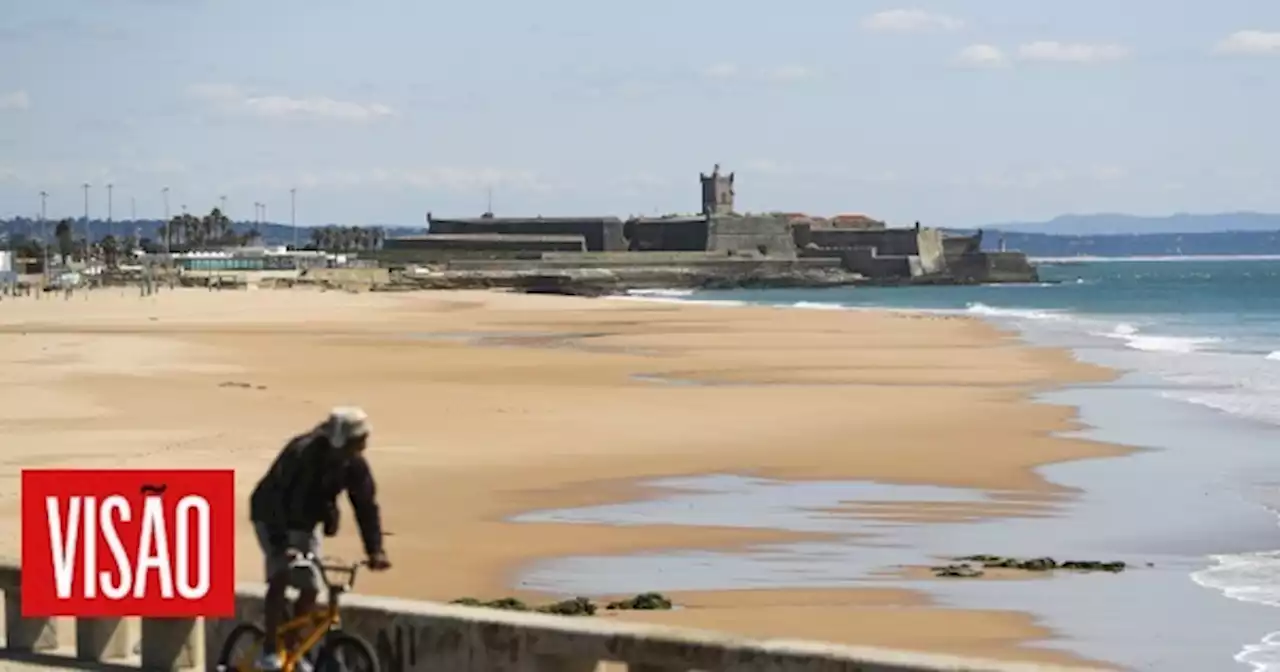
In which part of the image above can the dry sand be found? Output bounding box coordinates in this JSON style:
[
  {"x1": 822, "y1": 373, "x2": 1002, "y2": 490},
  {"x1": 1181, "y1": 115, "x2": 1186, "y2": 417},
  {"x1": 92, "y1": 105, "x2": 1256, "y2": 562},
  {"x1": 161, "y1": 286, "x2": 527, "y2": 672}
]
[{"x1": 0, "y1": 287, "x2": 1126, "y2": 667}]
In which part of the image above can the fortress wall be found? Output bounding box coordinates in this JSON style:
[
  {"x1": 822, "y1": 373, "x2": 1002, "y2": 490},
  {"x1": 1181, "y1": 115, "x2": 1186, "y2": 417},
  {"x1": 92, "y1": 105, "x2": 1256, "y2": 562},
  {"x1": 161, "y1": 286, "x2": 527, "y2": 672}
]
[
  {"x1": 707, "y1": 215, "x2": 798, "y2": 258},
  {"x1": 943, "y1": 234, "x2": 981, "y2": 257},
  {"x1": 947, "y1": 252, "x2": 1039, "y2": 283},
  {"x1": 804, "y1": 229, "x2": 921, "y2": 255},
  {"x1": 833, "y1": 247, "x2": 913, "y2": 278},
  {"x1": 444, "y1": 257, "x2": 841, "y2": 272},
  {"x1": 624, "y1": 218, "x2": 710, "y2": 251},
  {"x1": 426, "y1": 220, "x2": 625, "y2": 252},
  {"x1": 915, "y1": 228, "x2": 946, "y2": 274},
  {"x1": 376, "y1": 235, "x2": 587, "y2": 263}
]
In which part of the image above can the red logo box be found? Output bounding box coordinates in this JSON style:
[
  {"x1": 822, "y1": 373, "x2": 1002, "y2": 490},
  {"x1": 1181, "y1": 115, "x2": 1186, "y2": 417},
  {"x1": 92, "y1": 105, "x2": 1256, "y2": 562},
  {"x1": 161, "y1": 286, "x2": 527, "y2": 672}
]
[{"x1": 21, "y1": 469, "x2": 235, "y2": 618}]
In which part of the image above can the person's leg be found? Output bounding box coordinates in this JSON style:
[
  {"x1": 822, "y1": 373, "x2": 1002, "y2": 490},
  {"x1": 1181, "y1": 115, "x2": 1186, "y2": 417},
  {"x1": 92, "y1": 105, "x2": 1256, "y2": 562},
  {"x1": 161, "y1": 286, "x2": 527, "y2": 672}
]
[
  {"x1": 254, "y1": 523, "x2": 288, "y2": 668},
  {"x1": 281, "y1": 529, "x2": 321, "y2": 652},
  {"x1": 263, "y1": 574, "x2": 288, "y2": 652},
  {"x1": 292, "y1": 527, "x2": 322, "y2": 616}
]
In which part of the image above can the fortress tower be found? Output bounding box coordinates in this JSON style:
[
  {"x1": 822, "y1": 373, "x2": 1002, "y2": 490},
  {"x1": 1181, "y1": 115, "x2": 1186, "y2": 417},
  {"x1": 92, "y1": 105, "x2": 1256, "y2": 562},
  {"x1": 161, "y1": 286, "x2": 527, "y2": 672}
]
[{"x1": 700, "y1": 164, "x2": 735, "y2": 216}]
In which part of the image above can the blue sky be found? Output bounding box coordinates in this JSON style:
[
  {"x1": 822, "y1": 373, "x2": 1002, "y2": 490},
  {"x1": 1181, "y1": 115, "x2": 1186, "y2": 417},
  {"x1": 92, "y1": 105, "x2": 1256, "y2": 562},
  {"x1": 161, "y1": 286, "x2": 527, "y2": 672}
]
[{"x1": 2, "y1": 0, "x2": 1279, "y2": 228}]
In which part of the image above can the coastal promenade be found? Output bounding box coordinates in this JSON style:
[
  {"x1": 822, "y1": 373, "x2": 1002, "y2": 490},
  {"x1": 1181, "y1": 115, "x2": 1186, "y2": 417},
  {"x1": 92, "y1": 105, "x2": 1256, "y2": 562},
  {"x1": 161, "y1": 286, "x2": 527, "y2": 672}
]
[{"x1": 0, "y1": 560, "x2": 1108, "y2": 671}]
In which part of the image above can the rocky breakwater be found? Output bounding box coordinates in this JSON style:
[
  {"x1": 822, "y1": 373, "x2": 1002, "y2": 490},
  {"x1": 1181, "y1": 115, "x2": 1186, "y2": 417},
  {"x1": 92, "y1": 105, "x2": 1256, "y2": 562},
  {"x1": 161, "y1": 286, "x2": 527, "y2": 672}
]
[
  {"x1": 930, "y1": 555, "x2": 1133, "y2": 578},
  {"x1": 382, "y1": 264, "x2": 862, "y2": 296}
]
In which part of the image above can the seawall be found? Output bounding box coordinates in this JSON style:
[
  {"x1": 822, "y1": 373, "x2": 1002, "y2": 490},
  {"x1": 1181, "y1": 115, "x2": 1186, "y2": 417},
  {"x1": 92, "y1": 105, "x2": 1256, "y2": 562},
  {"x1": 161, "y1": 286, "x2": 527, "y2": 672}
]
[{"x1": 0, "y1": 558, "x2": 1108, "y2": 671}]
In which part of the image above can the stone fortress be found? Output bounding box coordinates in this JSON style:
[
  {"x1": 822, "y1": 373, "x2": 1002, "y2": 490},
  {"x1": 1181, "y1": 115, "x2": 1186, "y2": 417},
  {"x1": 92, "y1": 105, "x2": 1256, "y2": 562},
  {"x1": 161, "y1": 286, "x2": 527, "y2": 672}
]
[{"x1": 376, "y1": 166, "x2": 1037, "y2": 287}]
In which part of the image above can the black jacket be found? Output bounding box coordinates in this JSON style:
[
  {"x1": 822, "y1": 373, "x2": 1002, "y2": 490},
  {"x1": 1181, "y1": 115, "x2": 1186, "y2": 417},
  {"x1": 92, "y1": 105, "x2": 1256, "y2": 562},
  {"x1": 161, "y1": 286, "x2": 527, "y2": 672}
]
[{"x1": 250, "y1": 432, "x2": 384, "y2": 556}]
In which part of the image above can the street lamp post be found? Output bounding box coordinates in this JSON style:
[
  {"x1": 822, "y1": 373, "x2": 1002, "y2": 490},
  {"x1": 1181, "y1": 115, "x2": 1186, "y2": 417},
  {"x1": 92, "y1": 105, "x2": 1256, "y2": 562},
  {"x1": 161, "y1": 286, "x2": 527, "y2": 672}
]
[
  {"x1": 39, "y1": 191, "x2": 48, "y2": 277},
  {"x1": 220, "y1": 195, "x2": 227, "y2": 215},
  {"x1": 290, "y1": 188, "x2": 297, "y2": 250},
  {"x1": 106, "y1": 183, "x2": 113, "y2": 239},
  {"x1": 162, "y1": 187, "x2": 170, "y2": 255},
  {"x1": 82, "y1": 183, "x2": 90, "y2": 249}
]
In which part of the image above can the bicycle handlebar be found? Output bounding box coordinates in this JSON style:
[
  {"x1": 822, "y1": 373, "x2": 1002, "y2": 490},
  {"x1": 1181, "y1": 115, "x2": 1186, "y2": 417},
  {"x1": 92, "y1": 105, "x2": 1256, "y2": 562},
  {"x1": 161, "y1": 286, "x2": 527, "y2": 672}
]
[{"x1": 290, "y1": 553, "x2": 365, "y2": 591}]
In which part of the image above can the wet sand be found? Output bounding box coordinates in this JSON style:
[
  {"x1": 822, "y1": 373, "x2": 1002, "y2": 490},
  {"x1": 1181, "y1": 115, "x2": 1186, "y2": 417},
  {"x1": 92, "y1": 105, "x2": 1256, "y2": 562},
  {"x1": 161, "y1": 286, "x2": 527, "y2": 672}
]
[{"x1": 0, "y1": 287, "x2": 1123, "y2": 667}]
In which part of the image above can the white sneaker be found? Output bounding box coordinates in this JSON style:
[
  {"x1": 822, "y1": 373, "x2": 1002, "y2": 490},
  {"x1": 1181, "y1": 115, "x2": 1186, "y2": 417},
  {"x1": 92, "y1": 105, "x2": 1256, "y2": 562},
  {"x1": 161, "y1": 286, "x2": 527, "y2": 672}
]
[{"x1": 256, "y1": 653, "x2": 284, "y2": 671}]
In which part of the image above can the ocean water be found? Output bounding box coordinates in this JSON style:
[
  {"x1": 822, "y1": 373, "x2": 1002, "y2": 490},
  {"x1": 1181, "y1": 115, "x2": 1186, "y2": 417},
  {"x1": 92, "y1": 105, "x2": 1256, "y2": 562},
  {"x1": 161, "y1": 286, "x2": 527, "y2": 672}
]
[
  {"x1": 649, "y1": 259, "x2": 1280, "y2": 670},
  {"x1": 513, "y1": 259, "x2": 1280, "y2": 670}
]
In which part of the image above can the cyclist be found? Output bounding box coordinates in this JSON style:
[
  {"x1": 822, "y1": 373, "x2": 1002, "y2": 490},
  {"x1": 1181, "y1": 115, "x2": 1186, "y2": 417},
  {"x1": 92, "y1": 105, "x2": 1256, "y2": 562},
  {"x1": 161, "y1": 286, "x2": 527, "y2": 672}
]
[{"x1": 249, "y1": 407, "x2": 392, "y2": 671}]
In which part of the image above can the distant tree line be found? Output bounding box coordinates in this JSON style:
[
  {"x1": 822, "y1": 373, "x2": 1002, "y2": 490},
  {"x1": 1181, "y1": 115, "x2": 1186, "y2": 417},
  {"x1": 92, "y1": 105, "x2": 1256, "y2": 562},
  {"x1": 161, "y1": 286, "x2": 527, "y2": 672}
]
[
  {"x1": 1, "y1": 210, "x2": 392, "y2": 269},
  {"x1": 306, "y1": 225, "x2": 385, "y2": 252}
]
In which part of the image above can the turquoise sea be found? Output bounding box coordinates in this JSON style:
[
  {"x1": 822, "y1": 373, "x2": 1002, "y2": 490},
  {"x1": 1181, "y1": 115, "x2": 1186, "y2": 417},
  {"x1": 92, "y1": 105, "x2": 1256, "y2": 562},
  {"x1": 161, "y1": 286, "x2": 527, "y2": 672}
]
[{"x1": 515, "y1": 259, "x2": 1280, "y2": 671}]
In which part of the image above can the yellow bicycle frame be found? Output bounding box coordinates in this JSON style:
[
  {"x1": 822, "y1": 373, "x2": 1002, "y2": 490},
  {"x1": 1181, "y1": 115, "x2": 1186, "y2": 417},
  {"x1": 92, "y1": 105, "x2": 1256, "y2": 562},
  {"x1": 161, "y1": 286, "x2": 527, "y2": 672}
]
[{"x1": 230, "y1": 602, "x2": 342, "y2": 672}]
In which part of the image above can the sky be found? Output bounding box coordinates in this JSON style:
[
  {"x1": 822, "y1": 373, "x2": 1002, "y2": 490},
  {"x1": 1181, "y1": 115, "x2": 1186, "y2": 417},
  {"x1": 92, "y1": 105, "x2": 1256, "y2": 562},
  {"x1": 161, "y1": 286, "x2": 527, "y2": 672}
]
[{"x1": 2, "y1": 0, "x2": 1279, "y2": 228}]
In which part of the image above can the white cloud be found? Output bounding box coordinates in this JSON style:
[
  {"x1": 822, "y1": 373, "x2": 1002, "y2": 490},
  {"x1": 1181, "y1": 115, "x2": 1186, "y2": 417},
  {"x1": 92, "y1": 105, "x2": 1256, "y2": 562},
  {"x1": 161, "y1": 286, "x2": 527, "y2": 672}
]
[
  {"x1": 701, "y1": 63, "x2": 739, "y2": 78},
  {"x1": 1214, "y1": 30, "x2": 1280, "y2": 55},
  {"x1": 185, "y1": 83, "x2": 394, "y2": 121},
  {"x1": 955, "y1": 44, "x2": 1008, "y2": 68},
  {"x1": 1017, "y1": 41, "x2": 1129, "y2": 64},
  {"x1": 0, "y1": 90, "x2": 30, "y2": 110},
  {"x1": 861, "y1": 9, "x2": 964, "y2": 33}
]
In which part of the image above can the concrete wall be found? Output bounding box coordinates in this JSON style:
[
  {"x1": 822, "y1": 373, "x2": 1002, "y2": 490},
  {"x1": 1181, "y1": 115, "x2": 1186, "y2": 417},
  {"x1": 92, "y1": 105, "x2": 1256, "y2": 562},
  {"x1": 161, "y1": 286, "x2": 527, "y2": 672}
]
[
  {"x1": 792, "y1": 226, "x2": 946, "y2": 277},
  {"x1": 827, "y1": 247, "x2": 913, "y2": 278},
  {"x1": 946, "y1": 252, "x2": 1039, "y2": 283},
  {"x1": 386, "y1": 235, "x2": 586, "y2": 252},
  {"x1": 201, "y1": 584, "x2": 1105, "y2": 672},
  {"x1": 623, "y1": 218, "x2": 710, "y2": 252},
  {"x1": 706, "y1": 215, "x2": 798, "y2": 258},
  {"x1": 0, "y1": 559, "x2": 1102, "y2": 672},
  {"x1": 915, "y1": 228, "x2": 945, "y2": 275},
  {"x1": 379, "y1": 235, "x2": 587, "y2": 263},
  {"x1": 798, "y1": 228, "x2": 920, "y2": 256},
  {"x1": 426, "y1": 218, "x2": 626, "y2": 252},
  {"x1": 445, "y1": 256, "x2": 840, "y2": 273},
  {"x1": 943, "y1": 234, "x2": 981, "y2": 257}
]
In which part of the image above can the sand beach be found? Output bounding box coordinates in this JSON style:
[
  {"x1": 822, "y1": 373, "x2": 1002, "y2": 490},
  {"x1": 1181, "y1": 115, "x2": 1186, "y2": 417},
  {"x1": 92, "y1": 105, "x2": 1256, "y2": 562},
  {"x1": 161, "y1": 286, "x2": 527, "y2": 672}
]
[{"x1": 0, "y1": 287, "x2": 1127, "y2": 667}]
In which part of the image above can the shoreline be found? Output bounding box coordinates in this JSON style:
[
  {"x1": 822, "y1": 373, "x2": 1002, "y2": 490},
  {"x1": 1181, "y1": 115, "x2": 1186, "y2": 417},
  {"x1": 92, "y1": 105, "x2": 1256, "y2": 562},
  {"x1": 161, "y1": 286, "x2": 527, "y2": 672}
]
[{"x1": 0, "y1": 287, "x2": 1127, "y2": 668}]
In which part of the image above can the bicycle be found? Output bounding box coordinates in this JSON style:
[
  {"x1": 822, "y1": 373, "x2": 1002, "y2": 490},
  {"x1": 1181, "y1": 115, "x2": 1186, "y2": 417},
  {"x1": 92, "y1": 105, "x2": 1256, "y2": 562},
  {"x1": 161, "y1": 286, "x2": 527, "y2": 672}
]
[{"x1": 216, "y1": 554, "x2": 379, "y2": 672}]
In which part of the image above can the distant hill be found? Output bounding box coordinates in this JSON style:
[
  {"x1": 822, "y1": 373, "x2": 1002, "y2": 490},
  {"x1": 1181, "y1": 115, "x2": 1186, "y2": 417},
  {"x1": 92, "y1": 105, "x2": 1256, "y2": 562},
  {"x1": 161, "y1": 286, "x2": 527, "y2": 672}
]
[
  {"x1": 954, "y1": 230, "x2": 1280, "y2": 257},
  {"x1": 983, "y1": 212, "x2": 1280, "y2": 235}
]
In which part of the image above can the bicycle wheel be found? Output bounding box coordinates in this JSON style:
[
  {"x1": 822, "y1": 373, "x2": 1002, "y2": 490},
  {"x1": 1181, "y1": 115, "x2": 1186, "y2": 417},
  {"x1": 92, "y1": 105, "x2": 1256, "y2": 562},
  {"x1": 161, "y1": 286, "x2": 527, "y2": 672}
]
[
  {"x1": 216, "y1": 622, "x2": 267, "y2": 672},
  {"x1": 315, "y1": 632, "x2": 379, "y2": 672}
]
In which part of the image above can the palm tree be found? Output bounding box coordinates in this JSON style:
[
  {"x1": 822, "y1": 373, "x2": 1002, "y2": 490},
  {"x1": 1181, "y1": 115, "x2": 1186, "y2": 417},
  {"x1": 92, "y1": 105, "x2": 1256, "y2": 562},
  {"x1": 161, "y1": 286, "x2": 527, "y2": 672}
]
[
  {"x1": 54, "y1": 219, "x2": 73, "y2": 264},
  {"x1": 202, "y1": 207, "x2": 235, "y2": 246},
  {"x1": 100, "y1": 235, "x2": 120, "y2": 268},
  {"x1": 175, "y1": 213, "x2": 199, "y2": 247}
]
